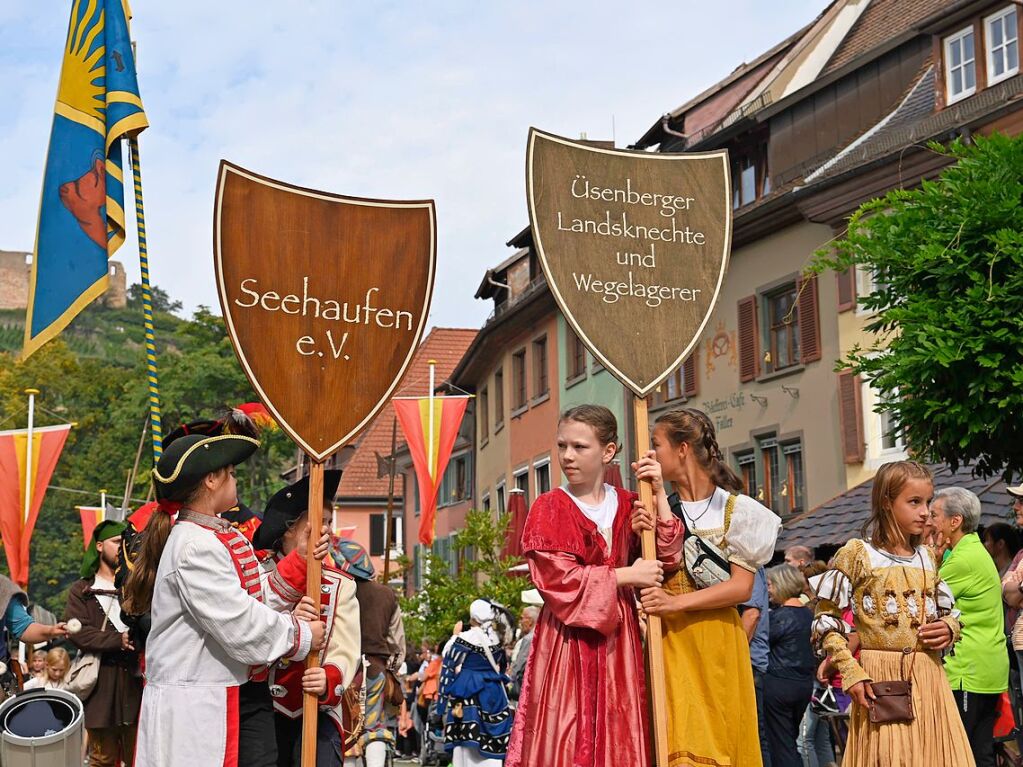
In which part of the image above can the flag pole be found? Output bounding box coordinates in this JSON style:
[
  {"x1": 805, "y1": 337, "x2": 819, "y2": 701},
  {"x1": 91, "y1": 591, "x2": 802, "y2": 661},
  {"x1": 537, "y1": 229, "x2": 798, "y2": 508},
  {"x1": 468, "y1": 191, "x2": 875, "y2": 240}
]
[
  {"x1": 128, "y1": 136, "x2": 164, "y2": 461},
  {"x1": 383, "y1": 418, "x2": 398, "y2": 584},
  {"x1": 23, "y1": 389, "x2": 39, "y2": 526}
]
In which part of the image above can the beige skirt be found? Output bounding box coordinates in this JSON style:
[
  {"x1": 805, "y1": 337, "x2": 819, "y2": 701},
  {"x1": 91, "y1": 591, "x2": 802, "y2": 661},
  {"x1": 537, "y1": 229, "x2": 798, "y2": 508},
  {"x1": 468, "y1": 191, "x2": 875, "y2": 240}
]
[{"x1": 843, "y1": 649, "x2": 975, "y2": 767}]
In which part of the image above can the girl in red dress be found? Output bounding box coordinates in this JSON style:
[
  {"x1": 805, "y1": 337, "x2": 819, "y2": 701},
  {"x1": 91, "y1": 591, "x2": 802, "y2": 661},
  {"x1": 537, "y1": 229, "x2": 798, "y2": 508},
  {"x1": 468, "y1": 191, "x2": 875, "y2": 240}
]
[{"x1": 506, "y1": 405, "x2": 682, "y2": 767}]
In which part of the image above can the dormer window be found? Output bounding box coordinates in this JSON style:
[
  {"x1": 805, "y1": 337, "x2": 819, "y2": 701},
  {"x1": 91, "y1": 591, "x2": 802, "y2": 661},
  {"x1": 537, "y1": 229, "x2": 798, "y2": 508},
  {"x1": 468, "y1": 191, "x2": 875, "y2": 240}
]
[
  {"x1": 986, "y1": 6, "x2": 1019, "y2": 86},
  {"x1": 944, "y1": 26, "x2": 977, "y2": 104},
  {"x1": 730, "y1": 137, "x2": 770, "y2": 210}
]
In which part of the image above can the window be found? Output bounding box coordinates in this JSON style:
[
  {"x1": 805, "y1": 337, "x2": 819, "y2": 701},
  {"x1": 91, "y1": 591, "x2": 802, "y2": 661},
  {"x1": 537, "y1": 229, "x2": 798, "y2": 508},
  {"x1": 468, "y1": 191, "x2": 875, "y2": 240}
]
[
  {"x1": 412, "y1": 544, "x2": 421, "y2": 590},
  {"x1": 782, "y1": 442, "x2": 805, "y2": 516},
  {"x1": 482, "y1": 493, "x2": 491, "y2": 513},
  {"x1": 568, "y1": 331, "x2": 587, "y2": 380},
  {"x1": 861, "y1": 378, "x2": 908, "y2": 467},
  {"x1": 411, "y1": 473, "x2": 420, "y2": 516},
  {"x1": 494, "y1": 368, "x2": 504, "y2": 429},
  {"x1": 730, "y1": 139, "x2": 770, "y2": 209},
  {"x1": 533, "y1": 336, "x2": 549, "y2": 399},
  {"x1": 496, "y1": 481, "x2": 506, "y2": 516},
  {"x1": 512, "y1": 350, "x2": 527, "y2": 411},
  {"x1": 479, "y1": 387, "x2": 489, "y2": 442},
  {"x1": 370, "y1": 513, "x2": 386, "y2": 556},
  {"x1": 438, "y1": 452, "x2": 472, "y2": 505},
  {"x1": 514, "y1": 468, "x2": 529, "y2": 505},
  {"x1": 765, "y1": 285, "x2": 800, "y2": 373},
  {"x1": 737, "y1": 451, "x2": 759, "y2": 500},
  {"x1": 945, "y1": 26, "x2": 977, "y2": 103},
  {"x1": 535, "y1": 460, "x2": 551, "y2": 496},
  {"x1": 987, "y1": 7, "x2": 1019, "y2": 85},
  {"x1": 761, "y1": 437, "x2": 783, "y2": 512}
]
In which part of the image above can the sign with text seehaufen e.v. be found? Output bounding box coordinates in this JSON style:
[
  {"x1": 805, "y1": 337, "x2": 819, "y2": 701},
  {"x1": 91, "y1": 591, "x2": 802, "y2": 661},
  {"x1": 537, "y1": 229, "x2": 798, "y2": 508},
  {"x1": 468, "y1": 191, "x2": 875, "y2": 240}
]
[
  {"x1": 526, "y1": 128, "x2": 732, "y2": 397},
  {"x1": 214, "y1": 161, "x2": 435, "y2": 461}
]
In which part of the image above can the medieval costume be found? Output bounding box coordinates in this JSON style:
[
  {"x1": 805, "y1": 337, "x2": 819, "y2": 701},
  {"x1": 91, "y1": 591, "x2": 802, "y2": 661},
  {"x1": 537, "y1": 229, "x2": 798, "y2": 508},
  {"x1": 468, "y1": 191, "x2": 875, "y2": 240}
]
[
  {"x1": 437, "y1": 600, "x2": 514, "y2": 767},
  {"x1": 0, "y1": 574, "x2": 31, "y2": 698},
  {"x1": 813, "y1": 539, "x2": 974, "y2": 766},
  {"x1": 335, "y1": 539, "x2": 406, "y2": 767},
  {"x1": 120, "y1": 412, "x2": 281, "y2": 766},
  {"x1": 134, "y1": 434, "x2": 315, "y2": 767},
  {"x1": 65, "y1": 519, "x2": 143, "y2": 766},
  {"x1": 659, "y1": 488, "x2": 779, "y2": 767},
  {"x1": 506, "y1": 484, "x2": 682, "y2": 767},
  {"x1": 252, "y1": 471, "x2": 362, "y2": 767}
]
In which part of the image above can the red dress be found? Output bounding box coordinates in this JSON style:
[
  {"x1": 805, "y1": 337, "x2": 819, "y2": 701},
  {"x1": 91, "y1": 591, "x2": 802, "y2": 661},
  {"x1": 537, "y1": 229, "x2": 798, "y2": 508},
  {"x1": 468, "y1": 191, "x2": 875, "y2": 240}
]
[{"x1": 506, "y1": 487, "x2": 681, "y2": 767}]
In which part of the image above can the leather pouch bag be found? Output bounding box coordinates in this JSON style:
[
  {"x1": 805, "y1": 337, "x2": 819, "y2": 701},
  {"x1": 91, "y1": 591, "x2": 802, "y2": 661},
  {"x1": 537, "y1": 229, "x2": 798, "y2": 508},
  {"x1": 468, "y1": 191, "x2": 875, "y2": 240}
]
[{"x1": 868, "y1": 680, "x2": 914, "y2": 724}]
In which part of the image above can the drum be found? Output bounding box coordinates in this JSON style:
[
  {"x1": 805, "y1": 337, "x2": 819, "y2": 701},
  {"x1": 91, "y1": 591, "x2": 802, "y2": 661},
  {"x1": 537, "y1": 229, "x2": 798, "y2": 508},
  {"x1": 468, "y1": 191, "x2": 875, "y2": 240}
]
[{"x1": 0, "y1": 688, "x2": 84, "y2": 767}]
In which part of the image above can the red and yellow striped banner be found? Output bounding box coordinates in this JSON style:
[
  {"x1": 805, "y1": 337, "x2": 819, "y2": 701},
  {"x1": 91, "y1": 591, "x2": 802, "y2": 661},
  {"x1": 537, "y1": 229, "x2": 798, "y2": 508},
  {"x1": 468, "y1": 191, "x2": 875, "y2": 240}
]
[
  {"x1": 0, "y1": 424, "x2": 72, "y2": 586},
  {"x1": 393, "y1": 396, "x2": 469, "y2": 546}
]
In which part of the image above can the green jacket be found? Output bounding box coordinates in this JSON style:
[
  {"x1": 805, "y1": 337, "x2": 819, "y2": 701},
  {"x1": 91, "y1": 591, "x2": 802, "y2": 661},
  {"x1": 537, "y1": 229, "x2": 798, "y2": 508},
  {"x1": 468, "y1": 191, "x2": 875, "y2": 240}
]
[{"x1": 941, "y1": 532, "x2": 1009, "y2": 694}]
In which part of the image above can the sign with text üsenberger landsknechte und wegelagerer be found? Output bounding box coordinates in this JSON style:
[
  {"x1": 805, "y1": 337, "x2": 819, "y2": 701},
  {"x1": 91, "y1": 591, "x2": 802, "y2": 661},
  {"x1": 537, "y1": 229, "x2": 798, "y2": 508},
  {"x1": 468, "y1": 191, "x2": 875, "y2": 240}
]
[{"x1": 526, "y1": 128, "x2": 731, "y2": 396}]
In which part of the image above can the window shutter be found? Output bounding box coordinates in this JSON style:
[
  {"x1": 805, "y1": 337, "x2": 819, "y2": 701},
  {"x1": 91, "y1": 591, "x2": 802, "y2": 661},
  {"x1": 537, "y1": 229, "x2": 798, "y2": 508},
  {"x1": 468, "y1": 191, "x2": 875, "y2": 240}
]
[
  {"x1": 798, "y1": 275, "x2": 822, "y2": 364},
  {"x1": 837, "y1": 370, "x2": 865, "y2": 464},
  {"x1": 370, "y1": 513, "x2": 385, "y2": 556},
  {"x1": 737, "y1": 295, "x2": 759, "y2": 383},
  {"x1": 836, "y1": 268, "x2": 855, "y2": 312},
  {"x1": 683, "y1": 349, "x2": 699, "y2": 398}
]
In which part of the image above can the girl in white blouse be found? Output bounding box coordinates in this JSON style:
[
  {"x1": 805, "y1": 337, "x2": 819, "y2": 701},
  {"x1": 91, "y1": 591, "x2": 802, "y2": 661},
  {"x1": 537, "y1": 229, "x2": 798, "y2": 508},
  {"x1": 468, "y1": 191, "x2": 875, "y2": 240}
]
[{"x1": 633, "y1": 407, "x2": 780, "y2": 767}]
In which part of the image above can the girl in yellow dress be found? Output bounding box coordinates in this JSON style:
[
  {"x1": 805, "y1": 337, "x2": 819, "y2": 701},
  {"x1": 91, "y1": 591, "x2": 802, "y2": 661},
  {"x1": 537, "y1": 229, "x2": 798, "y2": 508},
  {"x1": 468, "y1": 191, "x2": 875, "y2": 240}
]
[
  {"x1": 812, "y1": 460, "x2": 974, "y2": 766},
  {"x1": 634, "y1": 408, "x2": 780, "y2": 767}
]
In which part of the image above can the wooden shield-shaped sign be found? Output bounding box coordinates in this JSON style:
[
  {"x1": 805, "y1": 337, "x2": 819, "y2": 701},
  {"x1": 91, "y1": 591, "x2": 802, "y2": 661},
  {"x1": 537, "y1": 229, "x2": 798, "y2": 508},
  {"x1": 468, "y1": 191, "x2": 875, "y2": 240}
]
[
  {"x1": 527, "y1": 128, "x2": 731, "y2": 396},
  {"x1": 214, "y1": 161, "x2": 435, "y2": 461}
]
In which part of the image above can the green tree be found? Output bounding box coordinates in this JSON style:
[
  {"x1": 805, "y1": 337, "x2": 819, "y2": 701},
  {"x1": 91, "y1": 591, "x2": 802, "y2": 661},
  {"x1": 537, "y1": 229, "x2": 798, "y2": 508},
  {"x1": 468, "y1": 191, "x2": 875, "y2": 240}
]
[
  {"x1": 813, "y1": 133, "x2": 1023, "y2": 479},
  {"x1": 127, "y1": 283, "x2": 183, "y2": 315},
  {"x1": 400, "y1": 509, "x2": 525, "y2": 646}
]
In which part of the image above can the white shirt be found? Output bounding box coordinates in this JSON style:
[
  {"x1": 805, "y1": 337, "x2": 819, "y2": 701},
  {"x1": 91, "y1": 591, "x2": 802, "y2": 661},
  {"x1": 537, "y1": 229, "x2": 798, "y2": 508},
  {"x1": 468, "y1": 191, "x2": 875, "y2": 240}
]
[
  {"x1": 92, "y1": 575, "x2": 128, "y2": 633},
  {"x1": 561, "y1": 484, "x2": 618, "y2": 550}
]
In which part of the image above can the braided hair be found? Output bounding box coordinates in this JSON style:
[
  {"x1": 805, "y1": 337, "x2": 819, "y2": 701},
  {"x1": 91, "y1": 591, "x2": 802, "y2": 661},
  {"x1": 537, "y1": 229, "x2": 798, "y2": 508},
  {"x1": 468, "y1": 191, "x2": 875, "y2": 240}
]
[{"x1": 654, "y1": 408, "x2": 744, "y2": 494}]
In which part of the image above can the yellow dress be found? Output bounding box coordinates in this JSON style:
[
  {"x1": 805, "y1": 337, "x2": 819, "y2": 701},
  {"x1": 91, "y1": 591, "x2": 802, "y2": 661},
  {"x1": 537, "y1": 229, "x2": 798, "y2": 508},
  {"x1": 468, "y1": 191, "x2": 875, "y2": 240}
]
[
  {"x1": 813, "y1": 539, "x2": 975, "y2": 767},
  {"x1": 662, "y1": 489, "x2": 780, "y2": 767}
]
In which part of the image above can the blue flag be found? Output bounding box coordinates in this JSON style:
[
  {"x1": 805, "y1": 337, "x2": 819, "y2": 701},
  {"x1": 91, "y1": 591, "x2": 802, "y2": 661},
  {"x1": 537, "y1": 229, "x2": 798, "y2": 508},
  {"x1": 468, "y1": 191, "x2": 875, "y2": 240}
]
[{"x1": 23, "y1": 0, "x2": 147, "y2": 358}]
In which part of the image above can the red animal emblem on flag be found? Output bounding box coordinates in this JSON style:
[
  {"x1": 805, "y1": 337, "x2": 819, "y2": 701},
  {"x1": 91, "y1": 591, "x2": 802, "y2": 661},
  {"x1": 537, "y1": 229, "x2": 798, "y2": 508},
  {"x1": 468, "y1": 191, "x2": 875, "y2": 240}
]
[{"x1": 59, "y1": 156, "x2": 107, "y2": 249}]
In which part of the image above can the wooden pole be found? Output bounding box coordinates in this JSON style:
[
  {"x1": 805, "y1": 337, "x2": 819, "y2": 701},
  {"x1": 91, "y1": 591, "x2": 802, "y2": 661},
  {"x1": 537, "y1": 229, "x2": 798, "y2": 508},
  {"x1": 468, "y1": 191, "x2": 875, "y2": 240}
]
[
  {"x1": 301, "y1": 460, "x2": 325, "y2": 766},
  {"x1": 633, "y1": 396, "x2": 669, "y2": 766},
  {"x1": 382, "y1": 418, "x2": 398, "y2": 584}
]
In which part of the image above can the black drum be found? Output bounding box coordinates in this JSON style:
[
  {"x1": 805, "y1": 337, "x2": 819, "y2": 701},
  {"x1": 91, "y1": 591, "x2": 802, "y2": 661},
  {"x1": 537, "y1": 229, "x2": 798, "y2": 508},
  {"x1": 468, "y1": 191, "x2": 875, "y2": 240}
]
[{"x1": 0, "y1": 688, "x2": 84, "y2": 767}]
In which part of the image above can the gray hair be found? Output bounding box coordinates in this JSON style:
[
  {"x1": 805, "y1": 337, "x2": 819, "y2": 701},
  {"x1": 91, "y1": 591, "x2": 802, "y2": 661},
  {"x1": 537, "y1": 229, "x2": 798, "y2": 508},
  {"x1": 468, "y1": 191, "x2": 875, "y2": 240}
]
[
  {"x1": 933, "y1": 487, "x2": 982, "y2": 533},
  {"x1": 767, "y1": 564, "x2": 807, "y2": 603},
  {"x1": 521, "y1": 606, "x2": 539, "y2": 620}
]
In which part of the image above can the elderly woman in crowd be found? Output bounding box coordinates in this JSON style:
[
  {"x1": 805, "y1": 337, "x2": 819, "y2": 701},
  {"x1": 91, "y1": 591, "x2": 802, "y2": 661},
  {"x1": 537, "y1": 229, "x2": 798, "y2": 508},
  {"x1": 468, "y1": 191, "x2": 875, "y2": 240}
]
[
  {"x1": 933, "y1": 486, "x2": 1009, "y2": 767},
  {"x1": 764, "y1": 564, "x2": 816, "y2": 767}
]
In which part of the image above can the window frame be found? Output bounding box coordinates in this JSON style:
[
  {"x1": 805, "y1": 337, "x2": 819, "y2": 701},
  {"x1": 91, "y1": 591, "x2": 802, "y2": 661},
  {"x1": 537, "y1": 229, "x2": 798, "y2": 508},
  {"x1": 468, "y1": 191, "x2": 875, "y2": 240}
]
[
  {"x1": 986, "y1": 6, "x2": 1020, "y2": 86},
  {"x1": 532, "y1": 334, "x2": 550, "y2": 402},
  {"x1": 861, "y1": 377, "x2": 909, "y2": 468},
  {"x1": 763, "y1": 282, "x2": 800, "y2": 374},
  {"x1": 513, "y1": 466, "x2": 530, "y2": 506},
  {"x1": 944, "y1": 25, "x2": 978, "y2": 104},
  {"x1": 511, "y1": 349, "x2": 528, "y2": 414},
  {"x1": 567, "y1": 330, "x2": 588, "y2": 382},
  {"x1": 493, "y1": 367, "x2": 505, "y2": 432},
  {"x1": 534, "y1": 457, "x2": 552, "y2": 497},
  {"x1": 479, "y1": 386, "x2": 489, "y2": 445}
]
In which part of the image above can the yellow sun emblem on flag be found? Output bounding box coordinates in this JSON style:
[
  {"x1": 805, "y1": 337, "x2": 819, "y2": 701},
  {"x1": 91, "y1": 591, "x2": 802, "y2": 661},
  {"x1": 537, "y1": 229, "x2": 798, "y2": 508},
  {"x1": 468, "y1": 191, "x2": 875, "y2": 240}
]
[{"x1": 57, "y1": 0, "x2": 106, "y2": 129}]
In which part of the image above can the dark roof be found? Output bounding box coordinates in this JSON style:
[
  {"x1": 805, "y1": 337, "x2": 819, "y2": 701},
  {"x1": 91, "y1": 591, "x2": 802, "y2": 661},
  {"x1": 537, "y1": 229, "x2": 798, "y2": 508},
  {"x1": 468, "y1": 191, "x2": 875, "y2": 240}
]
[
  {"x1": 821, "y1": 0, "x2": 951, "y2": 76},
  {"x1": 777, "y1": 464, "x2": 1018, "y2": 549},
  {"x1": 805, "y1": 68, "x2": 1023, "y2": 184}
]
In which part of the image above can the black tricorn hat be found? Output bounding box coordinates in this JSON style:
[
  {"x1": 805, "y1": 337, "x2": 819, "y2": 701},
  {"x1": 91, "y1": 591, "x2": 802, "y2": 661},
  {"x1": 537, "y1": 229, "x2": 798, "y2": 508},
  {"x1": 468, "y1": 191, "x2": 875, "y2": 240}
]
[
  {"x1": 153, "y1": 434, "x2": 260, "y2": 501},
  {"x1": 252, "y1": 470, "x2": 342, "y2": 550}
]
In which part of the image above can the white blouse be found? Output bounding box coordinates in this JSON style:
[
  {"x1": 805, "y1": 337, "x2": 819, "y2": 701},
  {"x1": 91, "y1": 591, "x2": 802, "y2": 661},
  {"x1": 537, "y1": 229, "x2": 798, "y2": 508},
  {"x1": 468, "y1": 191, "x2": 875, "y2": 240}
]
[{"x1": 676, "y1": 486, "x2": 780, "y2": 571}]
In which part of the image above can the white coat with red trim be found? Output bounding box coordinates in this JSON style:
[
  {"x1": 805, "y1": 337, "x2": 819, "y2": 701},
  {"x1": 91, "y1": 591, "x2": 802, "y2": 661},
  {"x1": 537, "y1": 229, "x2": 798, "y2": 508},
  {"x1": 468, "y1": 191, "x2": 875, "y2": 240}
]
[
  {"x1": 135, "y1": 510, "x2": 312, "y2": 767},
  {"x1": 265, "y1": 560, "x2": 361, "y2": 737}
]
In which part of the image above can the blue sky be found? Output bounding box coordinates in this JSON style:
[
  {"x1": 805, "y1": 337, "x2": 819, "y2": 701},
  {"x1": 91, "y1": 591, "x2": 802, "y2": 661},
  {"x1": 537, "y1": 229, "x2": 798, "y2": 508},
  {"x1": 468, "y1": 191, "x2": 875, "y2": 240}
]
[{"x1": 0, "y1": 1, "x2": 826, "y2": 330}]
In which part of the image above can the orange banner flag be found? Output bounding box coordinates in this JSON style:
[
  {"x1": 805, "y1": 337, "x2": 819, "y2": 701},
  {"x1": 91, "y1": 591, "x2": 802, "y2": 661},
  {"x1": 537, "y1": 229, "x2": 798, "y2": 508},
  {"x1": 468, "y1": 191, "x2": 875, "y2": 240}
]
[
  {"x1": 0, "y1": 424, "x2": 71, "y2": 586},
  {"x1": 393, "y1": 396, "x2": 469, "y2": 546}
]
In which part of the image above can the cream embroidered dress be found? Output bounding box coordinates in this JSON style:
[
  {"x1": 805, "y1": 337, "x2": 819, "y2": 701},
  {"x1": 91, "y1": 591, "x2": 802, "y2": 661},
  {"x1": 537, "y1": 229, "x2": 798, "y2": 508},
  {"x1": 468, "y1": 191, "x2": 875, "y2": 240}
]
[{"x1": 812, "y1": 539, "x2": 974, "y2": 767}]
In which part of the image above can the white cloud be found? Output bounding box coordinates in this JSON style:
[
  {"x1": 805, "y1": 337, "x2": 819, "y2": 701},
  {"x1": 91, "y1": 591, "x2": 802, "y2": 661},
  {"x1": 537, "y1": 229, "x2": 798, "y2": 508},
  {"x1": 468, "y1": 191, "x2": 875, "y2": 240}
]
[{"x1": 0, "y1": 0, "x2": 826, "y2": 329}]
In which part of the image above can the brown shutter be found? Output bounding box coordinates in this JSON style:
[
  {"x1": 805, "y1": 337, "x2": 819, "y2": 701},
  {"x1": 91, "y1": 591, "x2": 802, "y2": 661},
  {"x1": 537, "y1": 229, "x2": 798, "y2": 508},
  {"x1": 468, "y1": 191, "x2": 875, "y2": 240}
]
[
  {"x1": 683, "y1": 349, "x2": 699, "y2": 398},
  {"x1": 798, "y1": 275, "x2": 822, "y2": 364},
  {"x1": 737, "y1": 295, "x2": 759, "y2": 383},
  {"x1": 837, "y1": 370, "x2": 865, "y2": 464},
  {"x1": 836, "y1": 268, "x2": 855, "y2": 313}
]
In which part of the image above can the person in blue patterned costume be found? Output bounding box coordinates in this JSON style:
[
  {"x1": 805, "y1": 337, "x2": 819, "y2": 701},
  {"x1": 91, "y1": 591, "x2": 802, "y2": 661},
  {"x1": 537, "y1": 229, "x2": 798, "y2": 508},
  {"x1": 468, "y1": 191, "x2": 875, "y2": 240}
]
[{"x1": 437, "y1": 599, "x2": 513, "y2": 767}]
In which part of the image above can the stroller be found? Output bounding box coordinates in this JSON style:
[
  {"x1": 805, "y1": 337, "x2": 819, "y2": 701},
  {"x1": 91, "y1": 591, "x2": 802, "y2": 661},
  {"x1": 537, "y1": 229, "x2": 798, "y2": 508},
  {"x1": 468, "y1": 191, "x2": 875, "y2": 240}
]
[{"x1": 420, "y1": 697, "x2": 450, "y2": 766}]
